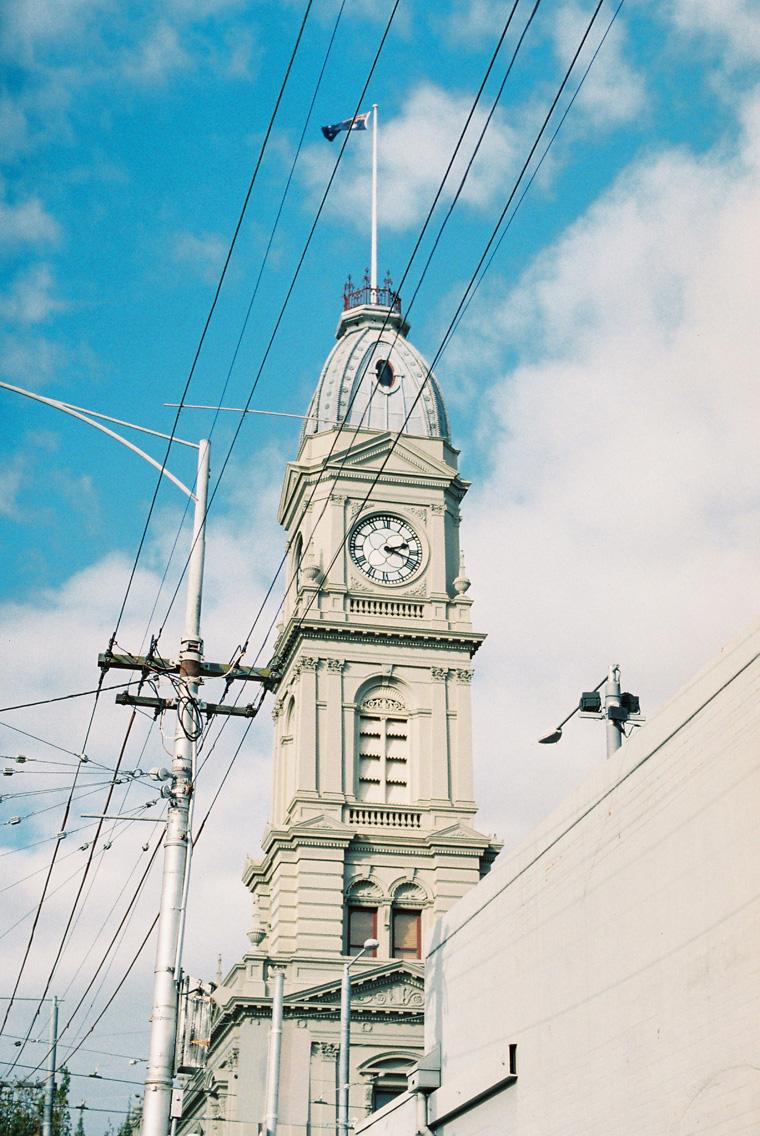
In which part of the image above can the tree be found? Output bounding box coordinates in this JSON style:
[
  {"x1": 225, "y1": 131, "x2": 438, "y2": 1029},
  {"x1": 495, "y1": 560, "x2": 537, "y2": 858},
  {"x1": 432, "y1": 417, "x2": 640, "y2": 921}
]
[{"x1": 0, "y1": 1069, "x2": 72, "y2": 1136}]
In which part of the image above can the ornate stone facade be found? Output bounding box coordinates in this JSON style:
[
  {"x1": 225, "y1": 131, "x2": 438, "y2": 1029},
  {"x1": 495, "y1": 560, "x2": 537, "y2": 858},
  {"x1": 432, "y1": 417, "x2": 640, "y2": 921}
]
[{"x1": 177, "y1": 301, "x2": 501, "y2": 1136}]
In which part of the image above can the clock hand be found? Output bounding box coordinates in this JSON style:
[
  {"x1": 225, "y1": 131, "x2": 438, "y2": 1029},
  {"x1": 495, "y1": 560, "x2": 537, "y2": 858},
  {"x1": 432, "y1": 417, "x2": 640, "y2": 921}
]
[{"x1": 383, "y1": 542, "x2": 409, "y2": 554}]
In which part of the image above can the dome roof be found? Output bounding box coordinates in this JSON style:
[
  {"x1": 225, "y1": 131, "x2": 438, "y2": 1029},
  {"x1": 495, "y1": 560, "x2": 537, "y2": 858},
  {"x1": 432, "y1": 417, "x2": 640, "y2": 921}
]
[{"x1": 300, "y1": 303, "x2": 451, "y2": 447}]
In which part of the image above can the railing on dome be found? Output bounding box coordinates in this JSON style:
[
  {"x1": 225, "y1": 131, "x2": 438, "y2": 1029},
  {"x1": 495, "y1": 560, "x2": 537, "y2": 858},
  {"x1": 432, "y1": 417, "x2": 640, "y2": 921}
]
[{"x1": 343, "y1": 270, "x2": 401, "y2": 313}]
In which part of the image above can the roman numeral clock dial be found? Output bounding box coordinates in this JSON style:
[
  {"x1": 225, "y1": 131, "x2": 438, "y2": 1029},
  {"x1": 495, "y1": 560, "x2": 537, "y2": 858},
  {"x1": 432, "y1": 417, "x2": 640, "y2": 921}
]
[{"x1": 349, "y1": 514, "x2": 423, "y2": 585}]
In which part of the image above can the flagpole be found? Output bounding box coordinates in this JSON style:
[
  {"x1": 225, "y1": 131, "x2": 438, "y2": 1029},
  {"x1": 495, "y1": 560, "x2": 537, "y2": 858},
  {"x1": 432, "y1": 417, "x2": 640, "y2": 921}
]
[{"x1": 371, "y1": 103, "x2": 378, "y2": 299}]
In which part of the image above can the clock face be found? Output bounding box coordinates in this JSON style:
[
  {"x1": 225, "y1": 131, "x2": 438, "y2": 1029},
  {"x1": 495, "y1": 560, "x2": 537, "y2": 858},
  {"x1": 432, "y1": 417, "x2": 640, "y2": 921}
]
[{"x1": 349, "y1": 514, "x2": 423, "y2": 584}]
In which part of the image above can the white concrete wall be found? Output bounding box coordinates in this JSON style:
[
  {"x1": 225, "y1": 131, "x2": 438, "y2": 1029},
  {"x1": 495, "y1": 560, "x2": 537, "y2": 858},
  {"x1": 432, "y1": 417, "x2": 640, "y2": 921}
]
[{"x1": 359, "y1": 613, "x2": 760, "y2": 1136}]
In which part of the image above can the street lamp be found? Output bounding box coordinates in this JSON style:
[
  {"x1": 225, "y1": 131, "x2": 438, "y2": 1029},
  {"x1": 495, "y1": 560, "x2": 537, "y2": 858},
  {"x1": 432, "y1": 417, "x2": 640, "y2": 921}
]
[
  {"x1": 337, "y1": 938, "x2": 379, "y2": 1136},
  {"x1": 0, "y1": 382, "x2": 208, "y2": 1136},
  {"x1": 538, "y1": 665, "x2": 644, "y2": 759}
]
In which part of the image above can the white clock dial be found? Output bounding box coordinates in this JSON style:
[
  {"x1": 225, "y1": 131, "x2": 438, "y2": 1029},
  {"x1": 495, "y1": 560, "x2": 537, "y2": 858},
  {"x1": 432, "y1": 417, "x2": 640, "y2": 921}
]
[{"x1": 349, "y1": 514, "x2": 423, "y2": 584}]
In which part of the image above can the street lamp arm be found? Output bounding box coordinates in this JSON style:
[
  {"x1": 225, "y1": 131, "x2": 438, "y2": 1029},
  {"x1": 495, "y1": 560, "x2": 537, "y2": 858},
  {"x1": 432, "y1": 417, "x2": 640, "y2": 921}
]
[{"x1": 0, "y1": 381, "x2": 197, "y2": 502}]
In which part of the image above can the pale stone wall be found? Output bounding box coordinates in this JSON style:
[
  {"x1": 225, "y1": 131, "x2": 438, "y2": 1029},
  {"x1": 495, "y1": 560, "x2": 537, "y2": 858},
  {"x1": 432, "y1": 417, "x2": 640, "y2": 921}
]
[{"x1": 358, "y1": 613, "x2": 760, "y2": 1136}]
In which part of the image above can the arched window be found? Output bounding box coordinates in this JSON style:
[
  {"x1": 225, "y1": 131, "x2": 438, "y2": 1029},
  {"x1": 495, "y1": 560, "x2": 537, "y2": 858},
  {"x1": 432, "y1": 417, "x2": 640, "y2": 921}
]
[
  {"x1": 345, "y1": 879, "x2": 382, "y2": 957},
  {"x1": 356, "y1": 688, "x2": 409, "y2": 804},
  {"x1": 391, "y1": 882, "x2": 426, "y2": 960},
  {"x1": 359, "y1": 1055, "x2": 417, "y2": 1113}
]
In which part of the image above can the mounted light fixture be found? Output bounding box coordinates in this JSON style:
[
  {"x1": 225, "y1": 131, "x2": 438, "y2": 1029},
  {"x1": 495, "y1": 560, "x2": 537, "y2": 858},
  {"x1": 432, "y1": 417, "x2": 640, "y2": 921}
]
[{"x1": 538, "y1": 666, "x2": 644, "y2": 759}]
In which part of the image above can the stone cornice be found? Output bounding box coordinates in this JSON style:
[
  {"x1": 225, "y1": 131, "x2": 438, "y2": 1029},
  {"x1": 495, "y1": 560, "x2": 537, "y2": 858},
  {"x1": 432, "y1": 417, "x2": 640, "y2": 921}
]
[{"x1": 273, "y1": 619, "x2": 485, "y2": 672}]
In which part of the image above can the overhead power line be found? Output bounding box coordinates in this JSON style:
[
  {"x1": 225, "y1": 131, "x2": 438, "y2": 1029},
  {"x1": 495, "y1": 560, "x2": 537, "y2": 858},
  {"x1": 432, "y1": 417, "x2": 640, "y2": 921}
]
[
  {"x1": 0, "y1": 684, "x2": 135, "y2": 715},
  {"x1": 250, "y1": 0, "x2": 611, "y2": 668},
  {"x1": 229, "y1": 0, "x2": 542, "y2": 668},
  {"x1": 147, "y1": 0, "x2": 348, "y2": 650},
  {"x1": 109, "y1": 0, "x2": 317, "y2": 647},
  {"x1": 151, "y1": 0, "x2": 402, "y2": 653}
]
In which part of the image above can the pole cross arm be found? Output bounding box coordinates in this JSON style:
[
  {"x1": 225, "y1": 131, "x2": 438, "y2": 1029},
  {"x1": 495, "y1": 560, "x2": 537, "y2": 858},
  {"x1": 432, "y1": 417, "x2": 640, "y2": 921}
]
[
  {"x1": 115, "y1": 692, "x2": 262, "y2": 718},
  {"x1": 99, "y1": 652, "x2": 279, "y2": 686}
]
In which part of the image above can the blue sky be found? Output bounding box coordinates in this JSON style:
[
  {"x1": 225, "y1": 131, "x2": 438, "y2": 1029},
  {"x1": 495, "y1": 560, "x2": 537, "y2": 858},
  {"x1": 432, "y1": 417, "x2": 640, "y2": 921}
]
[{"x1": 2, "y1": 0, "x2": 760, "y2": 1126}]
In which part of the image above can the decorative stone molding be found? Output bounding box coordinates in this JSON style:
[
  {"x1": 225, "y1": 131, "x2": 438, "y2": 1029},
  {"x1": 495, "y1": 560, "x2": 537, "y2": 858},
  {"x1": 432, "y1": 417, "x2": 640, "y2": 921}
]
[
  {"x1": 453, "y1": 550, "x2": 471, "y2": 595},
  {"x1": 431, "y1": 667, "x2": 449, "y2": 682},
  {"x1": 350, "y1": 501, "x2": 364, "y2": 519},
  {"x1": 361, "y1": 694, "x2": 406, "y2": 712},
  {"x1": 294, "y1": 656, "x2": 319, "y2": 676},
  {"x1": 345, "y1": 877, "x2": 385, "y2": 902},
  {"x1": 401, "y1": 581, "x2": 427, "y2": 598},
  {"x1": 391, "y1": 880, "x2": 428, "y2": 907},
  {"x1": 330, "y1": 494, "x2": 347, "y2": 505},
  {"x1": 349, "y1": 575, "x2": 372, "y2": 593},
  {"x1": 456, "y1": 668, "x2": 474, "y2": 685},
  {"x1": 314, "y1": 1042, "x2": 339, "y2": 1058},
  {"x1": 430, "y1": 503, "x2": 445, "y2": 515},
  {"x1": 354, "y1": 985, "x2": 424, "y2": 1009},
  {"x1": 324, "y1": 658, "x2": 344, "y2": 673},
  {"x1": 407, "y1": 506, "x2": 427, "y2": 521},
  {"x1": 271, "y1": 701, "x2": 284, "y2": 721}
]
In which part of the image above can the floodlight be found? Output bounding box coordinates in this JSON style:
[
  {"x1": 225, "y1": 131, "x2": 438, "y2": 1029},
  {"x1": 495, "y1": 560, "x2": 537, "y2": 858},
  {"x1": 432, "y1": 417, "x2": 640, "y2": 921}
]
[{"x1": 538, "y1": 728, "x2": 563, "y2": 745}]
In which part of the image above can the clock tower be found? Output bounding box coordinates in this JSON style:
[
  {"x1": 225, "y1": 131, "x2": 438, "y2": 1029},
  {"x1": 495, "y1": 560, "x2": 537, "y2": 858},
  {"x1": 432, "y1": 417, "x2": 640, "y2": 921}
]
[{"x1": 178, "y1": 284, "x2": 501, "y2": 1136}]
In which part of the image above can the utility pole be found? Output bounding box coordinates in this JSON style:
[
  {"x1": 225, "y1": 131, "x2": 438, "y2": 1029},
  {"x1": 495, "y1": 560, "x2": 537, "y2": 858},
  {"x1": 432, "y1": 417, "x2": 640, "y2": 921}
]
[
  {"x1": 41, "y1": 996, "x2": 58, "y2": 1136},
  {"x1": 263, "y1": 970, "x2": 284, "y2": 1136},
  {"x1": 0, "y1": 383, "x2": 280, "y2": 1136},
  {"x1": 337, "y1": 939, "x2": 378, "y2": 1136},
  {"x1": 99, "y1": 441, "x2": 279, "y2": 1136}
]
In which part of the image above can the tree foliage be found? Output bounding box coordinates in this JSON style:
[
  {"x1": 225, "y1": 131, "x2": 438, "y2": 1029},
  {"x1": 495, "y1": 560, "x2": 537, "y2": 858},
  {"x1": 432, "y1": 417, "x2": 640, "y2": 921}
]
[{"x1": 0, "y1": 1070, "x2": 72, "y2": 1136}]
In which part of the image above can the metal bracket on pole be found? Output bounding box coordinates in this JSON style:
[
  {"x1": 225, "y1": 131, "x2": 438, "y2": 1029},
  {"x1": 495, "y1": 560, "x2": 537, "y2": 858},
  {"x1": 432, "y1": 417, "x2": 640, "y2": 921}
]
[
  {"x1": 115, "y1": 692, "x2": 263, "y2": 718},
  {"x1": 99, "y1": 652, "x2": 279, "y2": 689}
]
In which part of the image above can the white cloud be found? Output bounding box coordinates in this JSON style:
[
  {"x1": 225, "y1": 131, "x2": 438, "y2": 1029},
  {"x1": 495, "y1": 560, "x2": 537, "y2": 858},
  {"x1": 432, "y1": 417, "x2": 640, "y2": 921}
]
[
  {"x1": 0, "y1": 333, "x2": 64, "y2": 381},
  {"x1": 668, "y1": 0, "x2": 760, "y2": 65},
  {"x1": 0, "y1": 449, "x2": 285, "y2": 1054},
  {"x1": 0, "y1": 454, "x2": 26, "y2": 518},
  {"x1": 442, "y1": 0, "x2": 504, "y2": 45},
  {"x1": 300, "y1": 82, "x2": 526, "y2": 233},
  {"x1": 0, "y1": 186, "x2": 61, "y2": 246},
  {"x1": 1, "y1": 264, "x2": 65, "y2": 324},
  {"x1": 551, "y1": 2, "x2": 647, "y2": 129},
  {"x1": 172, "y1": 230, "x2": 228, "y2": 281},
  {"x1": 450, "y1": 85, "x2": 760, "y2": 849},
  {"x1": 121, "y1": 21, "x2": 191, "y2": 84},
  {"x1": 2, "y1": 0, "x2": 111, "y2": 57}
]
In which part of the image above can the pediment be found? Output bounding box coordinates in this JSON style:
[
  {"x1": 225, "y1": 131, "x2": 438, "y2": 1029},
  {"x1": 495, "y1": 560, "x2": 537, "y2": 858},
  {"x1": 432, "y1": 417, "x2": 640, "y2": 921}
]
[
  {"x1": 426, "y1": 821, "x2": 489, "y2": 843},
  {"x1": 289, "y1": 813, "x2": 353, "y2": 834},
  {"x1": 328, "y1": 433, "x2": 457, "y2": 480},
  {"x1": 290, "y1": 962, "x2": 424, "y2": 1013}
]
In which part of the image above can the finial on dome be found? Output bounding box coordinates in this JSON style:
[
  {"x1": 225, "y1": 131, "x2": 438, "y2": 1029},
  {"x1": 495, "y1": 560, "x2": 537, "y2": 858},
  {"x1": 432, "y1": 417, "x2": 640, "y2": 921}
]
[{"x1": 453, "y1": 551, "x2": 471, "y2": 595}]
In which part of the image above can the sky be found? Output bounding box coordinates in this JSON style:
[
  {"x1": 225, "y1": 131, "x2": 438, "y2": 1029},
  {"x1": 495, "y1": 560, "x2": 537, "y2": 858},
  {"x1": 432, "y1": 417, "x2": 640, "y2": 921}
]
[{"x1": 1, "y1": 0, "x2": 760, "y2": 1126}]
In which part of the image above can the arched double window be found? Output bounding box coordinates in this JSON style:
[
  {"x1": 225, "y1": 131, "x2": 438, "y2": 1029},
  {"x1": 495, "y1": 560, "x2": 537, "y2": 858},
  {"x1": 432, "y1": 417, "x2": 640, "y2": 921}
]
[{"x1": 356, "y1": 687, "x2": 409, "y2": 804}]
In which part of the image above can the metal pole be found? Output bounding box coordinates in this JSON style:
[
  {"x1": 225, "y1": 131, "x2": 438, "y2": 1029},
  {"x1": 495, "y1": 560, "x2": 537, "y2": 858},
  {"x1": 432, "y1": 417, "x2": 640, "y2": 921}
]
[
  {"x1": 371, "y1": 104, "x2": 378, "y2": 296},
  {"x1": 337, "y1": 962, "x2": 351, "y2": 1136},
  {"x1": 42, "y1": 996, "x2": 58, "y2": 1136},
  {"x1": 264, "y1": 970, "x2": 284, "y2": 1136},
  {"x1": 141, "y1": 439, "x2": 210, "y2": 1136},
  {"x1": 605, "y1": 663, "x2": 622, "y2": 758}
]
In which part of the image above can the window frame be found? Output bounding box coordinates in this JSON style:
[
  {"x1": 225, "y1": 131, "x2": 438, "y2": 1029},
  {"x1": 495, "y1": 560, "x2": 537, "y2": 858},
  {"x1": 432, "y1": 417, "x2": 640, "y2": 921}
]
[
  {"x1": 391, "y1": 907, "x2": 421, "y2": 960},
  {"x1": 346, "y1": 905, "x2": 378, "y2": 957}
]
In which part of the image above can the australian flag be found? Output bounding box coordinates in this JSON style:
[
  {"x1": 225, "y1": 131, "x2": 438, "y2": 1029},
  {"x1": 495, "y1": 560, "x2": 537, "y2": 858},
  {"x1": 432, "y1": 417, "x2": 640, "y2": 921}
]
[{"x1": 321, "y1": 111, "x2": 371, "y2": 142}]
